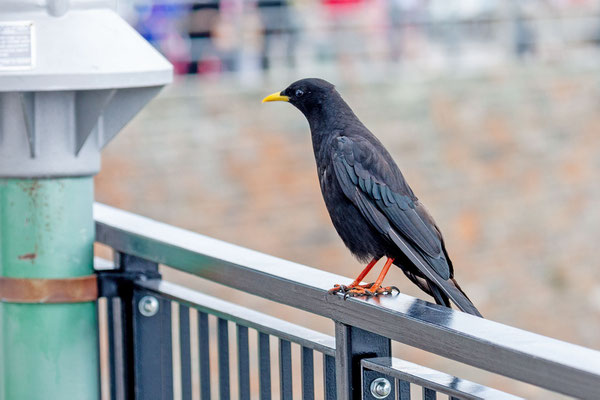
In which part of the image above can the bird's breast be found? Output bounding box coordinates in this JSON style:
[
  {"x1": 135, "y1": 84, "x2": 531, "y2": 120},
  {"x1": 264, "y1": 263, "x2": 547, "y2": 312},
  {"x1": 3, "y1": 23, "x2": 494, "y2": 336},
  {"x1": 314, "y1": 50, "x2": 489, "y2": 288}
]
[{"x1": 317, "y1": 161, "x2": 389, "y2": 261}]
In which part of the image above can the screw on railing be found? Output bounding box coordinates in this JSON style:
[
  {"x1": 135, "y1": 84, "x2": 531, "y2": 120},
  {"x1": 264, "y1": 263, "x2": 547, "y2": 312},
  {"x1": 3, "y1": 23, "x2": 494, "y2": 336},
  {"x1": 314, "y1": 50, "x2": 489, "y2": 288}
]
[
  {"x1": 370, "y1": 377, "x2": 392, "y2": 399},
  {"x1": 138, "y1": 296, "x2": 159, "y2": 317},
  {"x1": 362, "y1": 368, "x2": 395, "y2": 400}
]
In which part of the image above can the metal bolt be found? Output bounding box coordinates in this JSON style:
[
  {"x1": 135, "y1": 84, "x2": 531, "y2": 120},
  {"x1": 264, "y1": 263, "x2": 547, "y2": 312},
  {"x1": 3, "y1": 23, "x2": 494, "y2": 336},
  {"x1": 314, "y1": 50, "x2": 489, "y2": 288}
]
[
  {"x1": 370, "y1": 377, "x2": 392, "y2": 399},
  {"x1": 138, "y1": 296, "x2": 159, "y2": 317}
]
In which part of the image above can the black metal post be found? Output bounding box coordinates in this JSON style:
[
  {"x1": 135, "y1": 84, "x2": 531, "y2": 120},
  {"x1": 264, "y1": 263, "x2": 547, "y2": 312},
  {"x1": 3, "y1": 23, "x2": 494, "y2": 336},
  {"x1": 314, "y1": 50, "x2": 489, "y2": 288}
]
[
  {"x1": 335, "y1": 322, "x2": 391, "y2": 400},
  {"x1": 132, "y1": 288, "x2": 173, "y2": 400},
  {"x1": 98, "y1": 252, "x2": 163, "y2": 400}
]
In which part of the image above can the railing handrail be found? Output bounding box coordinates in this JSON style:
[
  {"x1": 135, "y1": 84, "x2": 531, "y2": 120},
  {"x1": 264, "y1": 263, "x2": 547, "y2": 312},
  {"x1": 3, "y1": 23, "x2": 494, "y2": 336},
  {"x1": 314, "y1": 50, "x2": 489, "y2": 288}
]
[{"x1": 94, "y1": 202, "x2": 600, "y2": 399}]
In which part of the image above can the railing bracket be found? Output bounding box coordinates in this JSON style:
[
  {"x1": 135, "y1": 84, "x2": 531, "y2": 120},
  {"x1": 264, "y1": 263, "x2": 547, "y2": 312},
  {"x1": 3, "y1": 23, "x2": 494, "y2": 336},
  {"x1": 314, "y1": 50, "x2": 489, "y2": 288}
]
[{"x1": 97, "y1": 253, "x2": 161, "y2": 298}]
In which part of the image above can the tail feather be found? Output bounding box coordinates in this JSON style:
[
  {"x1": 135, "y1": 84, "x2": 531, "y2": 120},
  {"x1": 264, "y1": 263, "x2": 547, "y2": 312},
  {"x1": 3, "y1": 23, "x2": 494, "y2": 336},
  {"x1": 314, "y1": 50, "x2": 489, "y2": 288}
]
[
  {"x1": 401, "y1": 268, "x2": 451, "y2": 308},
  {"x1": 451, "y1": 278, "x2": 474, "y2": 303},
  {"x1": 389, "y1": 229, "x2": 482, "y2": 317},
  {"x1": 441, "y1": 278, "x2": 482, "y2": 317},
  {"x1": 428, "y1": 282, "x2": 451, "y2": 308}
]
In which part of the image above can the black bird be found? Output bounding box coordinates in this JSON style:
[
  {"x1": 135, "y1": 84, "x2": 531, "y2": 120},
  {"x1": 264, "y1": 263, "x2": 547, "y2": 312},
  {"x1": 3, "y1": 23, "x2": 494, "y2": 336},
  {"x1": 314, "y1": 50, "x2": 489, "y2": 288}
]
[{"x1": 263, "y1": 78, "x2": 482, "y2": 317}]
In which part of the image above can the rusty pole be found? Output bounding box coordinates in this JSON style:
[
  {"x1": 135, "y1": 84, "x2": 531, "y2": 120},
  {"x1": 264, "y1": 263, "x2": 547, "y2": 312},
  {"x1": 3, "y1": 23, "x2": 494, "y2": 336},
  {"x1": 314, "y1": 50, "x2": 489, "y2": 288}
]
[{"x1": 0, "y1": 178, "x2": 98, "y2": 399}]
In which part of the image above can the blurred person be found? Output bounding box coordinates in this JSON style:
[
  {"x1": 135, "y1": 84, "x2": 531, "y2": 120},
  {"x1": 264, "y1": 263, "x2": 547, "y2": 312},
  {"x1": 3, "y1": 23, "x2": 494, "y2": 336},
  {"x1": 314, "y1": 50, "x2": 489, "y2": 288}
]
[
  {"x1": 131, "y1": 2, "x2": 192, "y2": 74},
  {"x1": 386, "y1": 0, "x2": 424, "y2": 62},
  {"x1": 132, "y1": 2, "x2": 183, "y2": 48},
  {"x1": 319, "y1": 0, "x2": 371, "y2": 74},
  {"x1": 162, "y1": 30, "x2": 193, "y2": 75},
  {"x1": 257, "y1": 0, "x2": 298, "y2": 70},
  {"x1": 212, "y1": 1, "x2": 244, "y2": 73},
  {"x1": 322, "y1": 0, "x2": 366, "y2": 12},
  {"x1": 596, "y1": 17, "x2": 600, "y2": 47},
  {"x1": 186, "y1": 1, "x2": 222, "y2": 74},
  {"x1": 513, "y1": 10, "x2": 536, "y2": 59},
  {"x1": 428, "y1": 0, "x2": 462, "y2": 63},
  {"x1": 234, "y1": 4, "x2": 265, "y2": 85},
  {"x1": 131, "y1": 3, "x2": 168, "y2": 45}
]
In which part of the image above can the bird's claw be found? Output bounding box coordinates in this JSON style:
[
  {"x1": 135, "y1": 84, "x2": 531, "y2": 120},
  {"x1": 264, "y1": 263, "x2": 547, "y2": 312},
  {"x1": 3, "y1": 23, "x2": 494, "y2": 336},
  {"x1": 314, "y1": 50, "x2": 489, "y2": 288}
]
[
  {"x1": 329, "y1": 283, "x2": 399, "y2": 299},
  {"x1": 366, "y1": 285, "x2": 400, "y2": 296},
  {"x1": 328, "y1": 284, "x2": 347, "y2": 294},
  {"x1": 343, "y1": 287, "x2": 370, "y2": 299},
  {"x1": 328, "y1": 282, "x2": 374, "y2": 294}
]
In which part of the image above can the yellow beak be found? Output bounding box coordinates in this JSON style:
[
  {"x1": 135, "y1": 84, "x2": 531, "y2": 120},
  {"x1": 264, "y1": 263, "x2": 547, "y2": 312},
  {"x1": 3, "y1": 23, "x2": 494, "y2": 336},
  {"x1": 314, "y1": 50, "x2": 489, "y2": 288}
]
[{"x1": 262, "y1": 91, "x2": 289, "y2": 103}]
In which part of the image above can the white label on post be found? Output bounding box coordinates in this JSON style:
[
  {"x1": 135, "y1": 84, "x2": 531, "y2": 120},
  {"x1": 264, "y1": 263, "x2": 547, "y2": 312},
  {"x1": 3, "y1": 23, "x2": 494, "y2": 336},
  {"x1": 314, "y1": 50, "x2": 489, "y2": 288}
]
[{"x1": 0, "y1": 21, "x2": 35, "y2": 71}]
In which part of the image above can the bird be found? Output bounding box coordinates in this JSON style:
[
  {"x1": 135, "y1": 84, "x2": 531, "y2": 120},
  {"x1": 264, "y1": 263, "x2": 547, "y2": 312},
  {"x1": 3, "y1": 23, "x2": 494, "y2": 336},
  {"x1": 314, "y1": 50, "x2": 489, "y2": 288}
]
[{"x1": 263, "y1": 78, "x2": 482, "y2": 317}]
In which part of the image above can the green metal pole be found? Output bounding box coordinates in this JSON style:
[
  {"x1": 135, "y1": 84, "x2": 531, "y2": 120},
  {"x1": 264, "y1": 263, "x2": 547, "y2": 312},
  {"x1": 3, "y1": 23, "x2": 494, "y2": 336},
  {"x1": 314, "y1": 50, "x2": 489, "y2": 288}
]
[{"x1": 0, "y1": 177, "x2": 98, "y2": 400}]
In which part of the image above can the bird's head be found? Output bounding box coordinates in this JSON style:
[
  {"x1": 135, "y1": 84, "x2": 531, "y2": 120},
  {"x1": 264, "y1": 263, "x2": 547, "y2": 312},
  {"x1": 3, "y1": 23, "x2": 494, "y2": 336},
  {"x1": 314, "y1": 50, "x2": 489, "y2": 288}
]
[{"x1": 262, "y1": 78, "x2": 337, "y2": 116}]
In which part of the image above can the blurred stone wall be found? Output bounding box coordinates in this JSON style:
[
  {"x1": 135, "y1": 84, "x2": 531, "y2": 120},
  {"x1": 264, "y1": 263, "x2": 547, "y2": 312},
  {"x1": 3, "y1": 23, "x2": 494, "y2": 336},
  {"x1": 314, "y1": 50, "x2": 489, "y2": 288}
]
[{"x1": 96, "y1": 65, "x2": 600, "y2": 398}]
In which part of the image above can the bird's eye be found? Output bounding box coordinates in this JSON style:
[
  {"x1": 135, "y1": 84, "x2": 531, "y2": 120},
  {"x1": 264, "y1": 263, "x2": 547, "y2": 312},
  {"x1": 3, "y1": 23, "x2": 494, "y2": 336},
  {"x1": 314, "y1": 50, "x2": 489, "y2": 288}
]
[{"x1": 295, "y1": 89, "x2": 304, "y2": 97}]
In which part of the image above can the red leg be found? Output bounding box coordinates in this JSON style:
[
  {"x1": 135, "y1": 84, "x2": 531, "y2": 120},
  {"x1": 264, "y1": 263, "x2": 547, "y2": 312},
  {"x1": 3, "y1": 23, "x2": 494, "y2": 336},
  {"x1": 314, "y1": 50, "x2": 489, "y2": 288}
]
[
  {"x1": 366, "y1": 257, "x2": 395, "y2": 294},
  {"x1": 328, "y1": 258, "x2": 379, "y2": 294},
  {"x1": 329, "y1": 257, "x2": 399, "y2": 297},
  {"x1": 349, "y1": 258, "x2": 379, "y2": 287}
]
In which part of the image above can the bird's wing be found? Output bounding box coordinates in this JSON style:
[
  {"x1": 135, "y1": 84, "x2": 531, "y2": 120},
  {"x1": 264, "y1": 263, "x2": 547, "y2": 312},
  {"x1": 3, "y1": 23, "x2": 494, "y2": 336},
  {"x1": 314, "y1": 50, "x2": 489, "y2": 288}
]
[
  {"x1": 331, "y1": 136, "x2": 449, "y2": 279},
  {"x1": 331, "y1": 136, "x2": 482, "y2": 316}
]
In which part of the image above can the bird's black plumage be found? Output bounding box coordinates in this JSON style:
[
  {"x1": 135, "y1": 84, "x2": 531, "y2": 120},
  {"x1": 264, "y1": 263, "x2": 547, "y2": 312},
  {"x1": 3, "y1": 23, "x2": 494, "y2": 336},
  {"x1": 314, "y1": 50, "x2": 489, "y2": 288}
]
[{"x1": 265, "y1": 78, "x2": 481, "y2": 317}]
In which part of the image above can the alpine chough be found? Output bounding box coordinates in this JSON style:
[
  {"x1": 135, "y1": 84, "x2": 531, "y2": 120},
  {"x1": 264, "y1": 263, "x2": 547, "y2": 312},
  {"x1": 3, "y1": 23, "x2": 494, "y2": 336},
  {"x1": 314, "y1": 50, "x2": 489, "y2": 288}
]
[{"x1": 263, "y1": 78, "x2": 481, "y2": 317}]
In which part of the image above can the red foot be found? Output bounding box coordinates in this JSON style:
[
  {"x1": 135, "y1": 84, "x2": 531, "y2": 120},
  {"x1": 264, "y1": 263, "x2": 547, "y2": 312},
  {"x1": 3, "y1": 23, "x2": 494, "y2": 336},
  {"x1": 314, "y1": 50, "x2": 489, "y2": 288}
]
[{"x1": 328, "y1": 283, "x2": 399, "y2": 298}]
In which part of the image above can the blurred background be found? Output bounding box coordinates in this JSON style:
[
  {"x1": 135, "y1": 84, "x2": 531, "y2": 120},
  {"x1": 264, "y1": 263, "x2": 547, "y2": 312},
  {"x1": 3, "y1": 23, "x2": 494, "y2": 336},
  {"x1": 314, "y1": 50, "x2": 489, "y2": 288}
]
[{"x1": 95, "y1": 0, "x2": 600, "y2": 398}]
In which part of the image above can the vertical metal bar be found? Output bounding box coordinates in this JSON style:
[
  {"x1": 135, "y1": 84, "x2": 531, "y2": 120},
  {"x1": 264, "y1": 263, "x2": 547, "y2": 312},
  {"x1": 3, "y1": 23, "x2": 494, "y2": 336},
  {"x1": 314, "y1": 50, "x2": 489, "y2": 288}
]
[
  {"x1": 301, "y1": 347, "x2": 314, "y2": 400},
  {"x1": 398, "y1": 380, "x2": 410, "y2": 400},
  {"x1": 132, "y1": 289, "x2": 173, "y2": 400},
  {"x1": 258, "y1": 332, "x2": 271, "y2": 400},
  {"x1": 218, "y1": 318, "x2": 231, "y2": 400},
  {"x1": 179, "y1": 305, "x2": 192, "y2": 400},
  {"x1": 279, "y1": 339, "x2": 293, "y2": 400},
  {"x1": 335, "y1": 323, "x2": 391, "y2": 400},
  {"x1": 107, "y1": 297, "x2": 126, "y2": 400},
  {"x1": 160, "y1": 297, "x2": 174, "y2": 399},
  {"x1": 198, "y1": 311, "x2": 211, "y2": 400},
  {"x1": 422, "y1": 387, "x2": 436, "y2": 400},
  {"x1": 98, "y1": 297, "x2": 111, "y2": 400},
  {"x1": 237, "y1": 325, "x2": 251, "y2": 400},
  {"x1": 323, "y1": 354, "x2": 336, "y2": 400}
]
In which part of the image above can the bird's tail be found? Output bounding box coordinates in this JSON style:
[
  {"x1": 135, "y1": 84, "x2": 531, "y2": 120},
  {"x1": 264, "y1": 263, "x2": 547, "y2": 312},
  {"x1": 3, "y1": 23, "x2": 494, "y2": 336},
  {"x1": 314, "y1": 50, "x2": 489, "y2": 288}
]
[
  {"x1": 403, "y1": 269, "x2": 481, "y2": 317},
  {"x1": 402, "y1": 269, "x2": 451, "y2": 308},
  {"x1": 451, "y1": 278, "x2": 475, "y2": 305},
  {"x1": 445, "y1": 278, "x2": 482, "y2": 317},
  {"x1": 429, "y1": 277, "x2": 482, "y2": 317},
  {"x1": 428, "y1": 282, "x2": 451, "y2": 308},
  {"x1": 388, "y1": 230, "x2": 483, "y2": 317}
]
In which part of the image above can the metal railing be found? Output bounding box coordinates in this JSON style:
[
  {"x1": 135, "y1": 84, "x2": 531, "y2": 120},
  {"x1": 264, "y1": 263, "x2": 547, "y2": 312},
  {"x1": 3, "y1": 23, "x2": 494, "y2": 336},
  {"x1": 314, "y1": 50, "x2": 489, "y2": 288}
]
[{"x1": 94, "y1": 202, "x2": 600, "y2": 399}]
